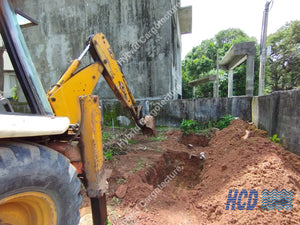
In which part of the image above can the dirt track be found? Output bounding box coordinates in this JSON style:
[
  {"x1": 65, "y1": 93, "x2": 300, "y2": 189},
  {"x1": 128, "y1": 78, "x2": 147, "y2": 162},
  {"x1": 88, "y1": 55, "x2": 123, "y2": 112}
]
[{"x1": 80, "y1": 119, "x2": 300, "y2": 225}]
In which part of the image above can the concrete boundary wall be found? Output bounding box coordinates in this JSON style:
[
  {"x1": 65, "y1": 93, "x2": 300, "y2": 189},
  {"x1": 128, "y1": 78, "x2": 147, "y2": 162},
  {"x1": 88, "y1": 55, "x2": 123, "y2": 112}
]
[
  {"x1": 252, "y1": 89, "x2": 300, "y2": 154},
  {"x1": 101, "y1": 96, "x2": 252, "y2": 128},
  {"x1": 150, "y1": 96, "x2": 252, "y2": 127},
  {"x1": 102, "y1": 89, "x2": 299, "y2": 154}
]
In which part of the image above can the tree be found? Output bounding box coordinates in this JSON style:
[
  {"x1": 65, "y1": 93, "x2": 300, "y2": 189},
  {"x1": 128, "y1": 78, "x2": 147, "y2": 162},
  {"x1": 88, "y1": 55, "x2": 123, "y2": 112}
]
[
  {"x1": 182, "y1": 39, "x2": 216, "y2": 98},
  {"x1": 215, "y1": 28, "x2": 248, "y2": 48},
  {"x1": 266, "y1": 20, "x2": 300, "y2": 92},
  {"x1": 182, "y1": 28, "x2": 258, "y2": 98}
]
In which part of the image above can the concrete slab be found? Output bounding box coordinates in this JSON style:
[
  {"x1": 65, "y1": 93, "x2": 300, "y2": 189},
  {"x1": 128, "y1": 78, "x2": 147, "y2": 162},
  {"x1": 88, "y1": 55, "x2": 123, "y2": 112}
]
[
  {"x1": 219, "y1": 42, "x2": 256, "y2": 97},
  {"x1": 188, "y1": 75, "x2": 216, "y2": 87},
  {"x1": 219, "y1": 42, "x2": 255, "y2": 70},
  {"x1": 178, "y1": 6, "x2": 192, "y2": 34}
]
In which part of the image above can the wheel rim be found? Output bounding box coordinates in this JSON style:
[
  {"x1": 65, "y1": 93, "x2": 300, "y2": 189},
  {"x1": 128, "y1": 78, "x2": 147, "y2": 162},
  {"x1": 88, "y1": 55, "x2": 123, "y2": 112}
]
[{"x1": 0, "y1": 192, "x2": 57, "y2": 225}]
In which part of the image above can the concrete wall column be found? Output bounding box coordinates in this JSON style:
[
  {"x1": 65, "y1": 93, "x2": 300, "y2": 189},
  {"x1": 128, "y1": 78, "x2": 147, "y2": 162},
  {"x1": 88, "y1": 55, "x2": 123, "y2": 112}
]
[
  {"x1": 246, "y1": 54, "x2": 255, "y2": 96},
  {"x1": 228, "y1": 69, "x2": 233, "y2": 97},
  {"x1": 193, "y1": 86, "x2": 196, "y2": 98},
  {"x1": 213, "y1": 80, "x2": 218, "y2": 98}
]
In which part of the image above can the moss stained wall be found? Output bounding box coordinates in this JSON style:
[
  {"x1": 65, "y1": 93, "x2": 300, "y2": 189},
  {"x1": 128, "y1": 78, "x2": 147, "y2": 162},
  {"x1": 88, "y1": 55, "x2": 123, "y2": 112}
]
[{"x1": 13, "y1": 0, "x2": 182, "y2": 99}]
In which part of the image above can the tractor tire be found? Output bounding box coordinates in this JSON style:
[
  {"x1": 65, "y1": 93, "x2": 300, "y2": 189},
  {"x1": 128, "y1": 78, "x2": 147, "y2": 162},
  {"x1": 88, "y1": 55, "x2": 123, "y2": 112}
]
[{"x1": 0, "y1": 141, "x2": 82, "y2": 225}]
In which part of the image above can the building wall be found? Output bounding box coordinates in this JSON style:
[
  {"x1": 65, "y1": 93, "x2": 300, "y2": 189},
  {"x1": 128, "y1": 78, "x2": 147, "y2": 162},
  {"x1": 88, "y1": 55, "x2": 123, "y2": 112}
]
[{"x1": 13, "y1": 0, "x2": 182, "y2": 99}]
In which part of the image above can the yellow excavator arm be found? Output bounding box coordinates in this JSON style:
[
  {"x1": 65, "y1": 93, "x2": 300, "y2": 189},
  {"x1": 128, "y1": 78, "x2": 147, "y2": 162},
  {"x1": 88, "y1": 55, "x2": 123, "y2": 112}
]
[
  {"x1": 47, "y1": 33, "x2": 155, "y2": 225},
  {"x1": 47, "y1": 33, "x2": 155, "y2": 134},
  {"x1": 0, "y1": 0, "x2": 154, "y2": 223}
]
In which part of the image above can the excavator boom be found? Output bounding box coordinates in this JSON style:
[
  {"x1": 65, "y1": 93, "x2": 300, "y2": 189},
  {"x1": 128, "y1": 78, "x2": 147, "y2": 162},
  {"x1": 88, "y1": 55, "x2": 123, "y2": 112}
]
[
  {"x1": 46, "y1": 33, "x2": 155, "y2": 224},
  {"x1": 47, "y1": 33, "x2": 155, "y2": 135}
]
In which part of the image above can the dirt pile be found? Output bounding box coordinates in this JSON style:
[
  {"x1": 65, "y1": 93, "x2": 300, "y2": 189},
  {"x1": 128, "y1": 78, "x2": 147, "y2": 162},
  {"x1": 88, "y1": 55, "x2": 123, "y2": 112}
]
[
  {"x1": 80, "y1": 119, "x2": 300, "y2": 225},
  {"x1": 192, "y1": 119, "x2": 300, "y2": 225}
]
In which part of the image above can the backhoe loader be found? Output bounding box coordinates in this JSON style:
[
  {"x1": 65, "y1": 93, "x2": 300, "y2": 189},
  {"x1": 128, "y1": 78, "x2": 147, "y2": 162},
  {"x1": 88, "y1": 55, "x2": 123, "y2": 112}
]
[{"x1": 0, "y1": 0, "x2": 155, "y2": 224}]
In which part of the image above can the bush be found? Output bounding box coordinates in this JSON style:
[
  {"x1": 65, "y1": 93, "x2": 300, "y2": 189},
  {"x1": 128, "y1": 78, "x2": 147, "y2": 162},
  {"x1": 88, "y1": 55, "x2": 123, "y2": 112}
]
[
  {"x1": 269, "y1": 134, "x2": 280, "y2": 144},
  {"x1": 180, "y1": 119, "x2": 200, "y2": 134},
  {"x1": 180, "y1": 115, "x2": 235, "y2": 134},
  {"x1": 214, "y1": 115, "x2": 235, "y2": 130}
]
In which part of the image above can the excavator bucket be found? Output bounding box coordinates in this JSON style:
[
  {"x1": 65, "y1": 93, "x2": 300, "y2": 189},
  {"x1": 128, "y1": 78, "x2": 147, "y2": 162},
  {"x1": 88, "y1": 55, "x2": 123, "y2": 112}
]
[
  {"x1": 140, "y1": 115, "x2": 156, "y2": 136},
  {"x1": 136, "y1": 104, "x2": 155, "y2": 136}
]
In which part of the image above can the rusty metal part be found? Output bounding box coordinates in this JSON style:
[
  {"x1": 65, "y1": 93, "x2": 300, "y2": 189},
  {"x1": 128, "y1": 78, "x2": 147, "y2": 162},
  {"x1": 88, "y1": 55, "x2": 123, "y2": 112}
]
[
  {"x1": 140, "y1": 115, "x2": 156, "y2": 136},
  {"x1": 71, "y1": 162, "x2": 83, "y2": 175},
  {"x1": 47, "y1": 142, "x2": 81, "y2": 161},
  {"x1": 47, "y1": 141, "x2": 83, "y2": 174},
  {"x1": 91, "y1": 194, "x2": 107, "y2": 225}
]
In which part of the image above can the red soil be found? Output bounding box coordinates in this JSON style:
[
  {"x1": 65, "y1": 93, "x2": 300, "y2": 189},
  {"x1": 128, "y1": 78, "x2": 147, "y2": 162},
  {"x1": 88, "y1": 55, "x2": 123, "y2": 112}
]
[{"x1": 80, "y1": 119, "x2": 300, "y2": 225}]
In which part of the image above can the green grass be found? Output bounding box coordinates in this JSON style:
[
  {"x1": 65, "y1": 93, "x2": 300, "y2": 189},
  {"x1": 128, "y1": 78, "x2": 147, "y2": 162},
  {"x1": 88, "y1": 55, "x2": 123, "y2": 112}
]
[
  {"x1": 104, "y1": 150, "x2": 113, "y2": 160},
  {"x1": 112, "y1": 196, "x2": 121, "y2": 205},
  {"x1": 149, "y1": 133, "x2": 167, "y2": 142},
  {"x1": 132, "y1": 159, "x2": 151, "y2": 173},
  {"x1": 104, "y1": 147, "x2": 121, "y2": 160},
  {"x1": 128, "y1": 139, "x2": 138, "y2": 145},
  {"x1": 102, "y1": 131, "x2": 113, "y2": 142},
  {"x1": 155, "y1": 126, "x2": 172, "y2": 132},
  {"x1": 117, "y1": 178, "x2": 126, "y2": 185}
]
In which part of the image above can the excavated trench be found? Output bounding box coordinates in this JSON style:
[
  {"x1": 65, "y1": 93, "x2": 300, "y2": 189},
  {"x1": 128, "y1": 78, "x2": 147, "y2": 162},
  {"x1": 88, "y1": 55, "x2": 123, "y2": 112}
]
[
  {"x1": 107, "y1": 132, "x2": 211, "y2": 198},
  {"x1": 140, "y1": 133, "x2": 211, "y2": 190},
  {"x1": 144, "y1": 150, "x2": 205, "y2": 190}
]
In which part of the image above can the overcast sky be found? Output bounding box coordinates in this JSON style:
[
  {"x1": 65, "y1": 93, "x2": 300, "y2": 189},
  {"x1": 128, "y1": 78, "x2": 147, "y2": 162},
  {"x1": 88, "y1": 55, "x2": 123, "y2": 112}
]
[{"x1": 181, "y1": 0, "x2": 300, "y2": 59}]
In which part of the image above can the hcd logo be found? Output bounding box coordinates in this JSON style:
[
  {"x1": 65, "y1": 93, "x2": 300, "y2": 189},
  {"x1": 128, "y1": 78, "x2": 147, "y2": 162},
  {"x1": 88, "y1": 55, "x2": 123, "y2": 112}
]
[
  {"x1": 226, "y1": 189, "x2": 293, "y2": 211},
  {"x1": 261, "y1": 189, "x2": 293, "y2": 211}
]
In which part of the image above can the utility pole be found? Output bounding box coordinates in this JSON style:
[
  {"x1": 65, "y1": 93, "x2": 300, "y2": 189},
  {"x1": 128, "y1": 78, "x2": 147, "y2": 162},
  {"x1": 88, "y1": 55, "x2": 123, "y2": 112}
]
[
  {"x1": 259, "y1": 0, "x2": 272, "y2": 96},
  {"x1": 0, "y1": 49, "x2": 4, "y2": 93}
]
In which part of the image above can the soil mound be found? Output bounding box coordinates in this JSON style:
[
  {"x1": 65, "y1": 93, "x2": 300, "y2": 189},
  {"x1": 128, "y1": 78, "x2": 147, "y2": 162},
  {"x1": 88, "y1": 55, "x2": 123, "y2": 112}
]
[{"x1": 80, "y1": 119, "x2": 300, "y2": 225}]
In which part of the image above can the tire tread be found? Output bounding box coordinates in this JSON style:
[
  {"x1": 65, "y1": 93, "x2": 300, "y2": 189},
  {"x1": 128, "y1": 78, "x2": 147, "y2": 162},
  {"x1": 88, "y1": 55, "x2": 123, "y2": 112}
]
[{"x1": 0, "y1": 141, "x2": 81, "y2": 225}]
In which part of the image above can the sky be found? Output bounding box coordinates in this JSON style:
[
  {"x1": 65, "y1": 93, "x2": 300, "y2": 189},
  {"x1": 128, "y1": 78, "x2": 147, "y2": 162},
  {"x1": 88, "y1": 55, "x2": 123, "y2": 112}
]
[{"x1": 181, "y1": 0, "x2": 300, "y2": 59}]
